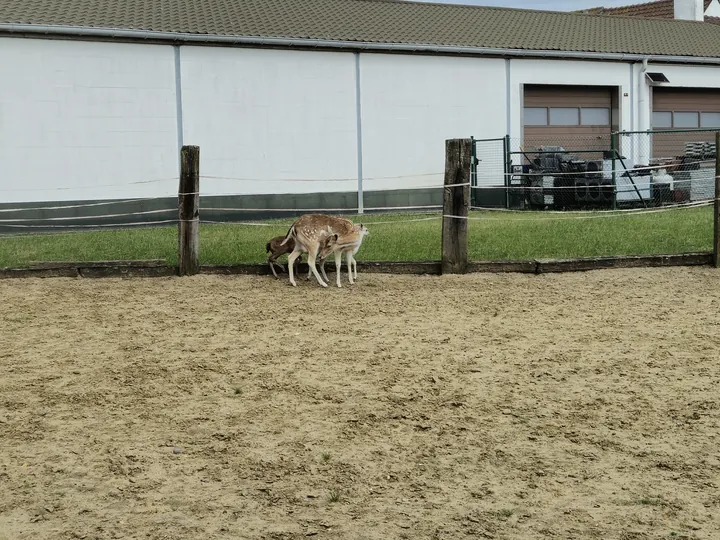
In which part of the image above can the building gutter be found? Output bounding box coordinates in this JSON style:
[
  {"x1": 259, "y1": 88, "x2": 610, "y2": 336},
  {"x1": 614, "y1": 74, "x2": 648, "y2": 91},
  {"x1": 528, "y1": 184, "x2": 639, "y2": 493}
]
[{"x1": 2, "y1": 24, "x2": 720, "y2": 65}]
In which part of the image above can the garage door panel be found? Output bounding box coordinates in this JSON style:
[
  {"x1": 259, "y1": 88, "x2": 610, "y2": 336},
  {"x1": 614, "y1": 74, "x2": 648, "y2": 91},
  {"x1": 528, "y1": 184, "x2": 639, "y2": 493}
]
[
  {"x1": 523, "y1": 85, "x2": 613, "y2": 154},
  {"x1": 653, "y1": 88, "x2": 720, "y2": 112},
  {"x1": 651, "y1": 88, "x2": 720, "y2": 159}
]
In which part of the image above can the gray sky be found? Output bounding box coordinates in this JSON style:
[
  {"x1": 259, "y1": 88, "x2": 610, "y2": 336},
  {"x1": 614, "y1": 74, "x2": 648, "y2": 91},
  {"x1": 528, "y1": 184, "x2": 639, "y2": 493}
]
[{"x1": 413, "y1": 0, "x2": 640, "y2": 10}]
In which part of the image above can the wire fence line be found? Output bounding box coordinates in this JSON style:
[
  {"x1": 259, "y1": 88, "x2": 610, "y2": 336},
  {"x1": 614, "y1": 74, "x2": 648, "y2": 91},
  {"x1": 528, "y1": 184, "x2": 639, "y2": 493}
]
[
  {"x1": 1, "y1": 192, "x2": 711, "y2": 228},
  {"x1": 0, "y1": 219, "x2": 180, "y2": 230},
  {"x1": 0, "y1": 208, "x2": 176, "y2": 223},
  {"x1": 0, "y1": 197, "x2": 172, "y2": 214},
  {"x1": 450, "y1": 202, "x2": 714, "y2": 222},
  {"x1": 199, "y1": 172, "x2": 444, "y2": 183},
  {"x1": 0, "y1": 177, "x2": 178, "y2": 192}
]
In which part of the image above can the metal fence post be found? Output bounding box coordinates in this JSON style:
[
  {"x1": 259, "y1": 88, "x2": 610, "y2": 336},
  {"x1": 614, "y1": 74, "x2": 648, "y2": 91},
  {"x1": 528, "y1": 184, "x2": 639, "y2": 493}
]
[
  {"x1": 714, "y1": 132, "x2": 720, "y2": 268},
  {"x1": 611, "y1": 132, "x2": 618, "y2": 210},
  {"x1": 470, "y1": 136, "x2": 476, "y2": 209},
  {"x1": 504, "y1": 134, "x2": 511, "y2": 209}
]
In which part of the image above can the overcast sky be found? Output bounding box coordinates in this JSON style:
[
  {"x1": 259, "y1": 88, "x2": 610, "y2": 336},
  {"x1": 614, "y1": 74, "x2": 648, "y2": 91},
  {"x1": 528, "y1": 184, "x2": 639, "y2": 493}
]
[{"x1": 415, "y1": 0, "x2": 640, "y2": 10}]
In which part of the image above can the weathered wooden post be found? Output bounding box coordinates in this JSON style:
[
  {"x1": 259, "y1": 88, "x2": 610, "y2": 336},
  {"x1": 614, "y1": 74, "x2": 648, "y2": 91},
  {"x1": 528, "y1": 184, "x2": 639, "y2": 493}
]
[
  {"x1": 178, "y1": 145, "x2": 200, "y2": 276},
  {"x1": 714, "y1": 132, "x2": 720, "y2": 268},
  {"x1": 442, "y1": 138, "x2": 471, "y2": 274}
]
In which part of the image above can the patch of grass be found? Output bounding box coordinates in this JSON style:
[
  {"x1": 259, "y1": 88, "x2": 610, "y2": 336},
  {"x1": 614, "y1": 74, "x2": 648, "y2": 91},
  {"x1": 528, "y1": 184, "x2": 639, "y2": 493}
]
[
  {"x1": 321, "y1": 452, "x2": 331, "y2": 463},
  {"x1": 496, "y1": 508, "x2": 515, "y2": 519},
  {"x1": 233, "y1": 387, "x2": 242, "y2": 396},
  {"x1": 328, "y1": 489, "x2": 342, "y2": 504},
  {"x1": 468, "y1": 206, "x2": 712, "y2": 261},
  {"x1": 0, "y1": 226, "x2": 179, "y2": 268},
  {"x1": 0, "y1": 206, "x2": 712, "y2": 268}
]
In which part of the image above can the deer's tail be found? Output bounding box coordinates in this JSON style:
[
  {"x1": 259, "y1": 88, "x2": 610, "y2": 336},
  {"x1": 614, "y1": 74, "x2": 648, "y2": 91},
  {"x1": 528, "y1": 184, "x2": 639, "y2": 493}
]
[{"x1": 279, "y1": 224, "x2": 296, "y2": 247}]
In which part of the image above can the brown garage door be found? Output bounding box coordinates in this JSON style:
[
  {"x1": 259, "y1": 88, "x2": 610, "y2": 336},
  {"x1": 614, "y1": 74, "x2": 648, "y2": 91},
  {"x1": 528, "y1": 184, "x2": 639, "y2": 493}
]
[
  {"x1": 523, "y1": 85, "x2": 614, "y2": 158},
  {"x1": 651, "y1": 88, "x2": 720, "y2": 159}
]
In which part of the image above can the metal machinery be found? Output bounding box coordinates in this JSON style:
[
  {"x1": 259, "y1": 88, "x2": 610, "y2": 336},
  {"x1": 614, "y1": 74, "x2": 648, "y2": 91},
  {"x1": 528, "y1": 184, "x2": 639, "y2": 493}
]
[{"x1": 511, "y1": 146, "x2": 615, "y2": 210}]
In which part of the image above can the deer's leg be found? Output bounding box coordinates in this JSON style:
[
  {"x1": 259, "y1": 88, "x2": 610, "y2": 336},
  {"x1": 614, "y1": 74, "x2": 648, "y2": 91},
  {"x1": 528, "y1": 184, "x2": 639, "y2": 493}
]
[
  {"x1": 306, "y1": 248, "x2": 327, "y2": 288},
  {"x1": 319, "y1": 256, "x2": 330, "y2": 283},
  {"x1": 334, "y1": 250, "x2": 343, "y2": 288},
  {"x1": 346, "y1": 251, "x2": 355, "y2": 285},
  {"x1": 287, "y1": 249, "x2": 302, "y2": 287},
  {"x1": 268, "y1": 253, "x2": 281, "y2": 278}
]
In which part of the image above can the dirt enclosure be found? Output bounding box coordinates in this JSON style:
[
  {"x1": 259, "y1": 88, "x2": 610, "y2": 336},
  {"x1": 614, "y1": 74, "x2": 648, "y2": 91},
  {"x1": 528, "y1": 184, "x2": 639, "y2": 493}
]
[{"x1": 1, "y1": 268, "x2": 720, "y2": 540}]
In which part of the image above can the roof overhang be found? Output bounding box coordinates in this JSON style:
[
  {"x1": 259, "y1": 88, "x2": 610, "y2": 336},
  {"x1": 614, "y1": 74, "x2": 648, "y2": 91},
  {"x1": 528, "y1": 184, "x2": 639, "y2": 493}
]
[{"x1": 1, "y1": 23, "x2": 720, "y2": 65}]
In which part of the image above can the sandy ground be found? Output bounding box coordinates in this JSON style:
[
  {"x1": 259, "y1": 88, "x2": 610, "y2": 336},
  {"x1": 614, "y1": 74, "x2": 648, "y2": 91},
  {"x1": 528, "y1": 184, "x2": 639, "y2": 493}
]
[{"x1": 1, "y1": 268, "x2": 720, "y2": 540}]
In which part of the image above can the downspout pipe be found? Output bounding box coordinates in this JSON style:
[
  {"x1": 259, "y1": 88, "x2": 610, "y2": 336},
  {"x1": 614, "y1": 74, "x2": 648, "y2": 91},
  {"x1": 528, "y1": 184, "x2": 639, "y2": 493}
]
[
  {"x1": 636, "y1": 57, "x2": 651, "y2": 170},
  {"x1": 2, "y1": 24, "x2": 720, "y2": 65},
  {"x1": 638, "y1": 57, "x2": 650, "y2": 133}
]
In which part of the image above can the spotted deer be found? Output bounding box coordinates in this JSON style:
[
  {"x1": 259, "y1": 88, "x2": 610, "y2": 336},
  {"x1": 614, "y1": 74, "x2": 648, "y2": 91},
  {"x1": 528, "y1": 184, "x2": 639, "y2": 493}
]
[
  {"x1": 279, "y1": 214, "x2": 358, "y2": 287},
  {"x1": 313, "y1": 224, "x2": 370, "y2": 287}
]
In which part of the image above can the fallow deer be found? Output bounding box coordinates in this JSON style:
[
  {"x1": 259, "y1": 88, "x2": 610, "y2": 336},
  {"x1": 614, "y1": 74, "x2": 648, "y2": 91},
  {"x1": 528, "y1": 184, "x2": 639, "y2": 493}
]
[
  {"x1": 279, "y1": 214, "x2": 358, "y2": 287},
  {"x1": 265, "y1": 235, "x2": 302, "y2": 278},
  {"x1": 313, "y1": 224, "x2": 370, "y2": 287}
]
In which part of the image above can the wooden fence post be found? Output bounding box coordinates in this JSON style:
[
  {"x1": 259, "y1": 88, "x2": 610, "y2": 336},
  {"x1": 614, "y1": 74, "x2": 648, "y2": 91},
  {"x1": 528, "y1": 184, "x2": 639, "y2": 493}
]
[
  {"x1": 178, "y1": 145, "x2": 200, "y2": 276},
  {"x1": 714, "y1": 132, "x2": 720, "y2": 268},
  {"x1": 442, "y1": 138, "x2": 471, "y2": 274}
]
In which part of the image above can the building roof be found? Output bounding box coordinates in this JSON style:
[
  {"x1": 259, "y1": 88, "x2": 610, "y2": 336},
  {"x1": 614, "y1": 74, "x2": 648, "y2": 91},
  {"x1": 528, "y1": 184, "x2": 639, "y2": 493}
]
[
  {"x1": 578, "y1": 0, "x2": 720, "y2": 23},
  {"x1": 579, "y1": 0, "x2": 712, "y2": 18},
  {"x1": 1, "y1": 0, "x2": 720, "y2": 59}
]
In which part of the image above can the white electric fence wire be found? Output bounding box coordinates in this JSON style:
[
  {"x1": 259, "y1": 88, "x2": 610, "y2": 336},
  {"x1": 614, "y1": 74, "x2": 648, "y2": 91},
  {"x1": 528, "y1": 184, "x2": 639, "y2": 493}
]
[
  {"x1": 470, "y1": 199, "x2": 713, "y2": 213},
  {"x1": 0, "y1": 197, "x2": 169, "y2": 213},
  {"x1": 0, "y1": 208, "x2": 175, "y2": 223},
  {"x1": 0, "y1": 219, "x2": 178, "y2": 230},
  {"x1": 201, "y1": 215, "x2": 443, "y2": 227},
  {"x1": 498, "y1": 159, "x2": 716, "y2": 177},
  {"x1": 0, "y1": 177, "x2": 177, "y2": 192},
  {"x1": 199, "y1": 172, "x2": 444, "y2": 183},
  {"x1": 472, "y1": 183, "x2": 711, "y2": 190},
  {"x1": 448, "y1": 201, "x2": 714, "y2": 222},
  {"x1": 198, "y1": 204, "x2": 442, "y2": 213}
]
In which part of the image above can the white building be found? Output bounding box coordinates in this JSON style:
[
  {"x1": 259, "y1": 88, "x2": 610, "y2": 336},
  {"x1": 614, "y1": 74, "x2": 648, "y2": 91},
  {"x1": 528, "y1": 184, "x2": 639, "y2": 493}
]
[{"x1": 1, "y1": 0, "x2": 719, "y2": 224}]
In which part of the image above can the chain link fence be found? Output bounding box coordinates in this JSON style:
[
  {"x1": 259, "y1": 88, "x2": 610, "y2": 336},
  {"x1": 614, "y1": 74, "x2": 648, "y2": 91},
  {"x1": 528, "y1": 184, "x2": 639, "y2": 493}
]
[
  {"x1": 472, "y1": 130, "x2": 717, "y2": 211},
  {"x1": 616, "y1": 129, "x2": 717, "y2": 206}
]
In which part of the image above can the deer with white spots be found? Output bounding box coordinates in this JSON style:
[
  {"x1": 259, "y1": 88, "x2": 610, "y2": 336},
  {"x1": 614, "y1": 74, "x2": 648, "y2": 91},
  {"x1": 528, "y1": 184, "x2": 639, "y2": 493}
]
[
  {"x1": 280, "y1": 214, "x2": 363, "y2": 288},
  {"x1": 313, "y1": 223, "x2": 370, "y2": 288}
]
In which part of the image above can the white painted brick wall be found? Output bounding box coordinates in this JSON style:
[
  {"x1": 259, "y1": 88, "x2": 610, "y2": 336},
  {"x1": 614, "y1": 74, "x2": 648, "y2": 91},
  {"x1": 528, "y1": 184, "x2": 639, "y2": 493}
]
[
  {"x1": 3, "y1": 37, "x2": 719, "y2": 205},
  {"x1": 0, "y1": 38, "x2": 178, "y2": 203},
  {"x1": 359, "y1": 54, "x2": 507, "y2": 191},
  {"x1": 180, "y1": 46, "x2": 358, "y2": 196}
]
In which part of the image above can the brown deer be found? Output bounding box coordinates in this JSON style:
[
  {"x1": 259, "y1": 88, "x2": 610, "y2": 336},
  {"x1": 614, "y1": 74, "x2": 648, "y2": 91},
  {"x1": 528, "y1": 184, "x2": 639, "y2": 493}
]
[
  {"x1": 313, "y1": 223, "x2": 370, "y2": 287},
  {"x1": 279, "y1": 214, "x2": 358, "y2": 287},
  {"x1": 265, "y1": 235, "x2": 303, "y2": 278}
]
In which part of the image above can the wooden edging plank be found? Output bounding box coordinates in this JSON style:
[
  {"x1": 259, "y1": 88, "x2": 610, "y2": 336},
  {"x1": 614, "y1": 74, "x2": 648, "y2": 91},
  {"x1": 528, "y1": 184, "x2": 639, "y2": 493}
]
[
  {"x1": 200, "y1": 261, "x2": 443, "y2": 276},
  {"x1": 0, "y1": 253, "x2": 714, "y2": 279},
  {"x1": 27, "y1": 259, "x2": 167, "y2": 269},
  {"x1": 534, "y1": 252, "x2": 713, "y2": 274}
]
